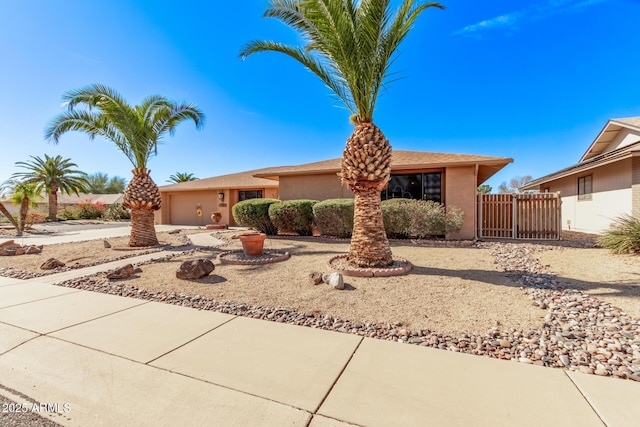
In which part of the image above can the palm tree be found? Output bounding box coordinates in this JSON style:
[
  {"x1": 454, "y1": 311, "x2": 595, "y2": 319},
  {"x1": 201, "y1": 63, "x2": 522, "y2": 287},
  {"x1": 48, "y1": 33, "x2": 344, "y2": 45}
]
[
  {"x1": 0, "y1": 181, "x2": 20, "y2": 234},
  {"x1": 241, "y1": 0, "x2": 443, "y2": 268},
  {"x1": 86, "y1": 173, "x2": 127, "y2": 194},
  {"x1": 1, "y1": 179, "x2": 41, "y2": 235},
  {"x1": 11, "y1": 154, "x2": 88, "y2": 222},
  {"x1": 45, "y1": 84, "x2": 205, "y2": 246},
  {"x1": 167, "y1": 172, "x2": 198, "y2": 183}
]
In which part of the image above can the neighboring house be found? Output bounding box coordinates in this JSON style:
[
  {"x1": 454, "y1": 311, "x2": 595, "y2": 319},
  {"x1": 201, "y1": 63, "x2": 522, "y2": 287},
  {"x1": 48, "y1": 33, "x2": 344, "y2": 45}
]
[
  {"x1": 35, "y1": 193, "x2": 124, "y2": 213},
  {"x1": 157, "y1": 150, "x2": 512, "y2": 239},
  {"x1": 522, "y1": 117, "x2": 640, "y2": 233}
]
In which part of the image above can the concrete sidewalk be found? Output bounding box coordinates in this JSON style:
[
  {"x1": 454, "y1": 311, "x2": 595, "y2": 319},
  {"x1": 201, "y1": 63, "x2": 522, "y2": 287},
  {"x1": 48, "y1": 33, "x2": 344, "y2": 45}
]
[{"x1": 0, "y1": 228, "x2": 638, "y2": 426}]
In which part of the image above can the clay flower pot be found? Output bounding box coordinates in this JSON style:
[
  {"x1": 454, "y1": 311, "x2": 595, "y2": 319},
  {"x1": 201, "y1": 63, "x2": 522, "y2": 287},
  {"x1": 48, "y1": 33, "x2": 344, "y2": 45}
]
[
  {"x1": 239, "y1": 233, "x2": 266, "y2": 257},
  {"x1": 211, "y1": 212, "x2": 222, "y2": 223}
]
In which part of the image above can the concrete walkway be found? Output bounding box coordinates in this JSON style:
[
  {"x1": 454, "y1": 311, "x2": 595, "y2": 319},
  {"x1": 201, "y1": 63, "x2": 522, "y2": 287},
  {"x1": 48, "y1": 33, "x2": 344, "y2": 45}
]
[{"x1": 0, "y1": 226, "x2": 638, "y2": 426}]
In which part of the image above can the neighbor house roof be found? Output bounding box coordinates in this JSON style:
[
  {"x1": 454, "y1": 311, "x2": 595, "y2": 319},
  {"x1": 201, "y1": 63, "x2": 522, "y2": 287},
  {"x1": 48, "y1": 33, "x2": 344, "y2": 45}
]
[
  {"x1": 34, "y1": 192, "x2": 123, "y2": 205},
  {"x1": 159, "y1": 168, "x2": 279, "y2": 192},
  {"x1": 522, "y1": 117, "x2": 640, "y2": 190},
  {"x1": 253, "y1": 150, "x2": 512, "y2": 184}
]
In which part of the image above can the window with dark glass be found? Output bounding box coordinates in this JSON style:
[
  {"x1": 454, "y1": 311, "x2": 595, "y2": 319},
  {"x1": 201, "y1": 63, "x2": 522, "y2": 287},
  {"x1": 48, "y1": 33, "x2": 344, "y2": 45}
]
[
  {"x1": 238, "y1": 190, "x2": 263, "y2": 201},
  {"x1": 381, "y1": 172, "x2": 442, "y2": 203},
  {"x1": 578, "y1": 175, "x2": 592, "y2": 200}
]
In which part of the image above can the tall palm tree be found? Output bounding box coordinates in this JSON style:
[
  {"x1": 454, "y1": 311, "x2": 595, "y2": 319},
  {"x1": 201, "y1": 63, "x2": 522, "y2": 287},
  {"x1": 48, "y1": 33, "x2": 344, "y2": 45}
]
[
  {"x1": 241, "y1": 0, "x2": 443, "y2": 267},
  {"x1": 11, "y1": 154, "x2": 88, "y2": 222},
  {"x1": 45, "y1": 84, "x2": 205, "y2": 246},
  {"x1": 167, "y1": 172, "x2": 198, "y2": 183}
]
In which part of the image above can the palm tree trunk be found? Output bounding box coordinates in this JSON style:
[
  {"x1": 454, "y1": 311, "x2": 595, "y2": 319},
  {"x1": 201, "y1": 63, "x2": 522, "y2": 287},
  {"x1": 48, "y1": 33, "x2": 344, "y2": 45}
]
[
  {"x1": 48, "y1": 184, "x2": 58, "y2": 221},
  {"x1": 19, "y1": 197, "x2": 29, "y2": 233},
  {"x1": 0, "y1": 202, "x2": 21, "y2": 236},
  {"x1": 347, "y1": 181, "x2": 393, "y2": 268},
  {"x1": 129, "y1": 209, "x2": 158, "y2": 246}
]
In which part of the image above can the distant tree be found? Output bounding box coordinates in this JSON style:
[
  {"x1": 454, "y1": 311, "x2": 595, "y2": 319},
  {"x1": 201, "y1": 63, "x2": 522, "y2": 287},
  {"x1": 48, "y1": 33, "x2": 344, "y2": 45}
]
[
  {"x1": 11, "y1": 154, "x2": 88, "y2": 222},
  {"x1": 477, "y1": 184, "x2": 492, "y2": 195},
  {"x1": 85, "y1": 173, "x2": 126, "y2": 194},
  {"x1": 167, "y1": 172, "x2": 198, "y2": 183},
  {"x1": 45, "y1": 84, "x2": 205, "y2": 246},
  {"x1": 499, "y1": 175, "x2": 532, "y2": 194},
  {"x1": 1, "y1": 179, "x2": 41, "y2": 235}
]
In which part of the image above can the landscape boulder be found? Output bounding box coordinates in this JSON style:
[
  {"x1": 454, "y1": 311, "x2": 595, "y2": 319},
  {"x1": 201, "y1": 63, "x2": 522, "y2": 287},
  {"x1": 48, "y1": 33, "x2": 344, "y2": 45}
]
[
  {"x1": 308, "y1": 271, "x2": 323, "y2": 285},
  {"x1": 176, "y1": 259, "x2": 215, "y2": 280},
  {"x1": 0, "y1": 240, "x2": 21, "y2": 256},
  {"x1": 40, "y1": 258, "x2": 66, "y2": 270},
  {"x1": 106, "y1": 264, "x2": 135, "y2": 279},
  {"x1": 322, "y1": 272, "x2": 345, "y2": 290}
]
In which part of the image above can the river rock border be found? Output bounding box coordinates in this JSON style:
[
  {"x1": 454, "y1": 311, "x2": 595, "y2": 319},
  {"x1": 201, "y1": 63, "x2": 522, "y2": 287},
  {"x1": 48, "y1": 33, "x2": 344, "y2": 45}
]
[
  {"x1": 327, "y1": 254, "x2": 412, "y2": 277},
  {"x1": 217, "y1": 249, "x2": 290, "y2": 265}
]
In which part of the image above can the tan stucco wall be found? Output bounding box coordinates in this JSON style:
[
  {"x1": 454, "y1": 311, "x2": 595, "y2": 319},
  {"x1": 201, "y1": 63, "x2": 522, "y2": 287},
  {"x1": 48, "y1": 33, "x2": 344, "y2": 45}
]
[
  {"x1": 633, "y1": 156, "x2": 640, "y2": 216},
  {"x1": 156, "y1": 187, "x2": 278, "y2": 226},
  {"x1": 444, "y1": 166, "x2": 476, "y2": 239},
  {"x1": 603, "y1": 128, "x2": 640, "y2": 153},
  {"x1": 544, "y1": 159, "x2": 633, "y2": 233},
  {"x1": 278, "y1": 174, "x2": 353, "y2": 201}
]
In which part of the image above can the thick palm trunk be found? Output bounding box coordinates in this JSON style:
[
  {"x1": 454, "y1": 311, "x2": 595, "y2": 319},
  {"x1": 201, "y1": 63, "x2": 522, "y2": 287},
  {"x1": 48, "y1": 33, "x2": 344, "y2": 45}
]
[
  {"x1": 348, "y1": 181, "x2": 393, "y2": 267},
  {"x1": 123, "y1": 168, "x2": 162, "y2": 247},
  {"x1": 0, "y1": 202, "x2": 21, "y2": 236},
  {"x1": 340, "y1": 122, "x2": 393, "y2": 268},
  {"x1": 129, "y1": 209, "x2": 158, "y2": 246},
  {"x1": 19, "y1": 197, "x2": 29, "y2": 233}
]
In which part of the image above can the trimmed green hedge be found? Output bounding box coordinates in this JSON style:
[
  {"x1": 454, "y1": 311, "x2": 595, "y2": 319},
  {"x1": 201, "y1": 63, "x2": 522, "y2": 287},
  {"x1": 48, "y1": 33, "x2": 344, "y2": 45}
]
[
  {"x1": 232, "y1": 198, "x2": 279, "y2": 235},
  {"x1": 312, "y1": 198, "x2": 354, "y2": 238},
  {"x1": 382, "y1": 199, "x2": 464, "y2": 238},
  {"x1": 268, "y1": 199, "x2": 318, "y2": 236}
]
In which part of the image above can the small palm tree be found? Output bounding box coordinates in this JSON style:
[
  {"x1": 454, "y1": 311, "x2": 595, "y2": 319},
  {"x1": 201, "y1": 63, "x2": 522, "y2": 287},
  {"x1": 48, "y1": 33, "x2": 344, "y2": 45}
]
[
  {"x1": 11, "y1": 154, "x2": 88, "y2": 222},
  {"x1": 167, "y1": 172, "x2": 198, "y2": 183},
  {"x1": 1, "y1": 179, "x2": 41, "y2": 235},
  {"x1": 0, "y1": 182, "x2": 20, "y2": 234},
  {"x1": 45, "y1": 84, "x2": 205, "y2": 246},
  {"x1": 241, "y1": 0, "x2": 443, "y2": 267}
]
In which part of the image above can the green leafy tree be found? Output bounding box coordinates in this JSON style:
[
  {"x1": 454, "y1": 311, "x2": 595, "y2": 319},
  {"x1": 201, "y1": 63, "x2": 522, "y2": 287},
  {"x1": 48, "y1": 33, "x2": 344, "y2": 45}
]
[
  {"x1": 477, "y1": 184, "x2": 492, "y2": 195},
  {"x1": 85, "y1": 173, "x2": 126, "y2": 194},
  {"x1": 241, "y1": 0, "x2": 443, "y2": 268},
  {"x1": 45, "y1": 84, "x2": 205, "y2": 246},
  {"x1": 167, "y1": 172, "x2": 198, "y2": 183},
  {"x1": 11, "y1": 154, "x2": 88, "y2": 222}
]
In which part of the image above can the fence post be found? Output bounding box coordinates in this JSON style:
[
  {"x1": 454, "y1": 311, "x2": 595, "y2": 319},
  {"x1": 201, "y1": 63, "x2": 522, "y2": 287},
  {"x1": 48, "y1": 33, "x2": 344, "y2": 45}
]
[{"x1": 512, "y1": 195, "x2": 517, "y2": 239}]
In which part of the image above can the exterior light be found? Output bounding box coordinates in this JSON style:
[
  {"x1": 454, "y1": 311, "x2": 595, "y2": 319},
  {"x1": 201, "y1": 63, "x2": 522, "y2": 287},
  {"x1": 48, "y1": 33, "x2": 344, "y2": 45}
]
[{"x1": 218, "y1": 192, "x2": 224, "y2": 201}]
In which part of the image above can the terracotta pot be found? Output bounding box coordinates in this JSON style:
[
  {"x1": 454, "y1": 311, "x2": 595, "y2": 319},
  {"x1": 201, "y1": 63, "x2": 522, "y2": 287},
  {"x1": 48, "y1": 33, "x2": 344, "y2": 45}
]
[
  {"x1": 211, "y1": 212, "x2": 222, "y2": 223},
  {"x1": 239, "y1": 233, "x2": 266, "y2": 257}
]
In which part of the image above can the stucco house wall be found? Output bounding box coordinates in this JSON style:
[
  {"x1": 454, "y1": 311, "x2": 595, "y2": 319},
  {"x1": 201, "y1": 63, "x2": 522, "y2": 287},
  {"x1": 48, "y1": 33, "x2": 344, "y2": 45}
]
[
  {"x1": 444, "y1": 166, "x2": 476, "y2": 239},
  {"x1": 278, "y1": 174, "x2": 354, "y2": 200}
]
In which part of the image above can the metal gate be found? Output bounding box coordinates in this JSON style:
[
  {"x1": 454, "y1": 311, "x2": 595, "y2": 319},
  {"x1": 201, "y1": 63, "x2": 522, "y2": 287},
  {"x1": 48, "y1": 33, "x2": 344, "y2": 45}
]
[{"x1": 478, "y1": 193, "x2": 562, "y2": 240}]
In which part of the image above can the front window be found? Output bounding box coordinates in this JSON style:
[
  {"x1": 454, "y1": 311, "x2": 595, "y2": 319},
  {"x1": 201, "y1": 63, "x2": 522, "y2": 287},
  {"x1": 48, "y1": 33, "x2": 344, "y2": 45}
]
[
  {"x1": 578, "y1": 175, "x2": 592, "y2": 200},
  {"x1": 239, "y1": 190, "x2": 263, "y2": 201},
  {"x1": 381, "y1": 172, "x2": 442, "y2": 203}
]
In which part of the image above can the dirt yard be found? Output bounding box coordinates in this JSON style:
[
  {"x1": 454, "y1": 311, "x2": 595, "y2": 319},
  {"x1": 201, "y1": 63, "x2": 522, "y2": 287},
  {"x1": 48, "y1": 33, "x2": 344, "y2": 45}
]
[{"x1": 4, "y1": 228, "x2": 638, "y2": 336}]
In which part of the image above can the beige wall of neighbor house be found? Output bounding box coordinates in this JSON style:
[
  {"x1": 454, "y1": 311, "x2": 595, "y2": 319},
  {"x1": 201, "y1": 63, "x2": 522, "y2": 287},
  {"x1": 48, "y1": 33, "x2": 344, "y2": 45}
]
[
  {"x1": 539, "y1": 159, "x2": 633, "y2": 233},
  {"x1": 278, "y1": 174, "x2": 353, "y2": 200},
  {"x1": 444, "y1": 166, "x2": 476, "y2": 239},
  {"x1": 604, "y1": 128, "x2": 640, "y2": 153},
  {"x1": 633, "y1": 156, "x2": 640, "y2": 216}
]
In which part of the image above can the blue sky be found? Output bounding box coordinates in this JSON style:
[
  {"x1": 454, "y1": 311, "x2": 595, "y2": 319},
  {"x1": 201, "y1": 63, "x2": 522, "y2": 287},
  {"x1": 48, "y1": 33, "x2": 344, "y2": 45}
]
[{"x1": 1, "y1": 0, "x2": 639, "y2": 192}]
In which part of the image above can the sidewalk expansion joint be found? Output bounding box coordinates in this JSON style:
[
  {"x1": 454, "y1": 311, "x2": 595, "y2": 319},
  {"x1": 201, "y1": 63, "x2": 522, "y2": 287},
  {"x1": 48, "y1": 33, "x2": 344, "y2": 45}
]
[{"x1": 564, "y1": 371, "x2": 607, "y2": 427}]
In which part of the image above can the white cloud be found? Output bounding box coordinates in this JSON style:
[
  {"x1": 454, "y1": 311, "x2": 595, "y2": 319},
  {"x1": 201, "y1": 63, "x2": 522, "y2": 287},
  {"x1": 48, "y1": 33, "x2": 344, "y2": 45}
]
[{"x1": 454, "y1": 0, "x2": 610, "y2": 36}]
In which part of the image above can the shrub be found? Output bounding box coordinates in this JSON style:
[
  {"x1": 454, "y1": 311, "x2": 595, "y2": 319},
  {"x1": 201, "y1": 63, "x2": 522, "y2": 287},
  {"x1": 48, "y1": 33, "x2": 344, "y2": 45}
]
[
  {"x1": 77, "y1": 200, "x2": 107, "y2": 219},
  {"x1": 57, "y1": 206, "x2": 81, "y2": 220},
  {"x1": 312, "y1": 199, "x2": 354, "y2": 238},
  {"x1": 232, "y1": 198, "x2": 280, "y2": 235},
  {"x1": 268, "y1": 199, "x2": 318, "y2": 236},
  {"x1": 24, "y1": 212, "x2": 46, "y2": 227},
  {"x1": 382, "y1": 199, "x2": 464, "y2": 238},
  {"x1": 102, "y1": 203, "x2": 131, "y2": 221},
  {"x1": 598, "y1": 214, "x2": 640, "y2": 254}
]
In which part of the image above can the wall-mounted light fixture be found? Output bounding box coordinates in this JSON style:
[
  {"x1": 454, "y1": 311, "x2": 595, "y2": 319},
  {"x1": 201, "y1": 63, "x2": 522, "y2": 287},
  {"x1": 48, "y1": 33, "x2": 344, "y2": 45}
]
[{"x1": 218, "y1": 191, "x2": 224, "y2": 202}]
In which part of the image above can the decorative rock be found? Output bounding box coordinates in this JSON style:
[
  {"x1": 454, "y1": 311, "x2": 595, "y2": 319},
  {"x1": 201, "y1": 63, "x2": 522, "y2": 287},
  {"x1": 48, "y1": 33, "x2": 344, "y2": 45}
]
[
  {"x1": 40, "y1": 258, "x2": 66, "y2": 270},
  {"x1": 0, "y1": 240, "x2": 21, "y2": 255},
  {"x1": 308, "y1": 271, "x2": 323, "y2": 285},
  {"x1": 325, "y1": 272, "x2": 344, "y2": 290},
  {"x1": 24, "y1": 245, "x2": 42, "y2": 254},
  {"x1": 103, "y1": 239, "x2": 111, "y2": 248},
  {"x1": 559, "y1": 354, "x2": 570, "y2": 367},
  {"x1": 106, "y1": 264, "x2": 135, "y2": 279},
  {"x1": 176, "y1": 259, "x2": 215, "y2": 280}
]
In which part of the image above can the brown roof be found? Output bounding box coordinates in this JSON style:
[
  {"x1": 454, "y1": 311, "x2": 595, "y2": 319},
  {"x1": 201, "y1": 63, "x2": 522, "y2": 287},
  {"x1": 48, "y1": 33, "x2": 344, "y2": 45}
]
[
  {"x1": 159, "y1": 168, "x2": 279, "y2": 192},
  {"x1": 612, "y1": 116, "x2": 640, "y2": 128},
  {"x1": 254, "y1": 150, "x2": 512, "y2": 184}
]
